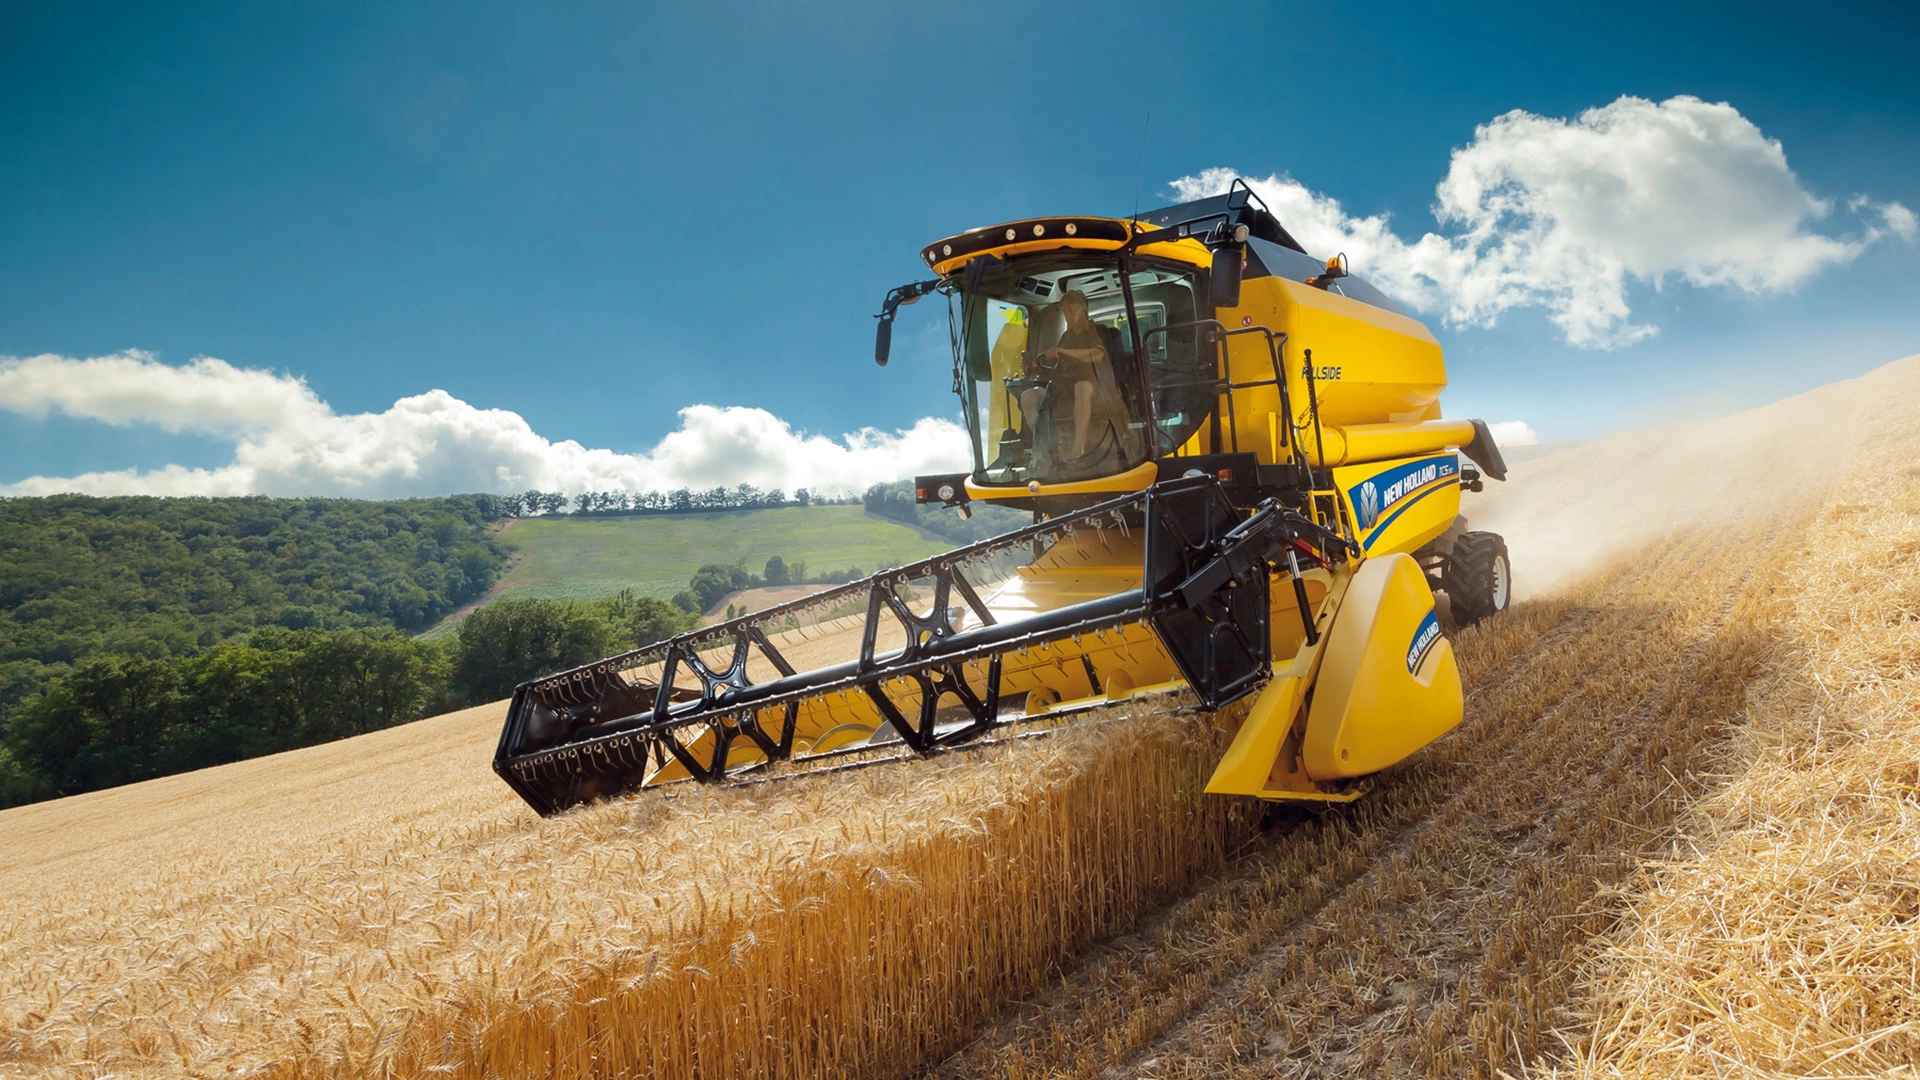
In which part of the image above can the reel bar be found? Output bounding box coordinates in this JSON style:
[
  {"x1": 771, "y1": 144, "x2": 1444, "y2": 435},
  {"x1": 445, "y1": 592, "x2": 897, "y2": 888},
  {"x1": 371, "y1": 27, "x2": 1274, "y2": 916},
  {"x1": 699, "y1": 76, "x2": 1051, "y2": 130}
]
[{"x1": 535, "y1": 488, "x2": 1138, "y2": 685}]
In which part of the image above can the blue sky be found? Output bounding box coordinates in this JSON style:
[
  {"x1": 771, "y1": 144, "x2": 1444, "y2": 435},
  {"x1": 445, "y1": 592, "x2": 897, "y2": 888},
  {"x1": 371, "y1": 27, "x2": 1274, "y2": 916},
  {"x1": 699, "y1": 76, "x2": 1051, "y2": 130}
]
[{"x1": 2, "y1": 0, "x2": 1915, "y2": 496}]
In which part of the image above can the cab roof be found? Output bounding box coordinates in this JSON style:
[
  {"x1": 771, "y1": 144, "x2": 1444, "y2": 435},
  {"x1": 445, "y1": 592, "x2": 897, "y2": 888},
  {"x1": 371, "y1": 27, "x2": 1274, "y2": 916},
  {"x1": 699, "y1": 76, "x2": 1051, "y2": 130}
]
[
  {"x1": 920, "y1": 192, "x2": 1310, "y2": 275},
  {"x1": 1132, "y1": 193, "x2": 1308, "y2": 254}
]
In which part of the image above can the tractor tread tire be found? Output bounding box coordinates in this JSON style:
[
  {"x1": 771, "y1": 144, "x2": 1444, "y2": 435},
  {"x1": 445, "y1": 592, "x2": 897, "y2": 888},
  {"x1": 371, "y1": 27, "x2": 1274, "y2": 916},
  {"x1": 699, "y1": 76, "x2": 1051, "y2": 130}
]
[{"x1": 1445, "y1": 531, "x2": 1509, "y2": 627}]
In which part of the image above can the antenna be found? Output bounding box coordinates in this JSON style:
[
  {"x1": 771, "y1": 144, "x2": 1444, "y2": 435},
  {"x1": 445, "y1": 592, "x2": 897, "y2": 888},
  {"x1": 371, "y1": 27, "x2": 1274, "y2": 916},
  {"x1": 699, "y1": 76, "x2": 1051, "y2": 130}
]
[{"x1": 1132, "y1": 111, "x2": 1151, "y2": 222}]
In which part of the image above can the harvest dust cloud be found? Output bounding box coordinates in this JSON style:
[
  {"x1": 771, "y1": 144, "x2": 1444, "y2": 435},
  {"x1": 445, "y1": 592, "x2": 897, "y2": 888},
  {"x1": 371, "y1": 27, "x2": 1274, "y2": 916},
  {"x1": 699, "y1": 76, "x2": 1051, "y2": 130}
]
[{"x1": 1469, "y1": 358, "x2": 1912, "y2": 598}]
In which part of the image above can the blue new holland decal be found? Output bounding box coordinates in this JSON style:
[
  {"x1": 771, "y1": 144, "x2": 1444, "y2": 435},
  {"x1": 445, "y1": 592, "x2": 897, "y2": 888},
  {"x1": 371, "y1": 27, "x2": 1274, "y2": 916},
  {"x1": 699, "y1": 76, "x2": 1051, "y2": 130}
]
[
  {"x1": 1406, "y1": 609, "x2": 1442, "y2": 675},
  {"x1": 1350, "y1": 454, "x2": 1460, "y2": 548}
]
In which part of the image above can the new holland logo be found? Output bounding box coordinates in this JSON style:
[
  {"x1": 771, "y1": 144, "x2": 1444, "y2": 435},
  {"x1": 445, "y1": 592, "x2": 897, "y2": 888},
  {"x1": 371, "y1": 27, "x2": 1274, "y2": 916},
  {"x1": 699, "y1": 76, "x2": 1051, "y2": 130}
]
[
  {"x1": 1406, "y1": 610, "x2": 1442, "y2": 675},
  {"x1": 1347, "y1": 455, "x2": 1461, "y2": 543}
]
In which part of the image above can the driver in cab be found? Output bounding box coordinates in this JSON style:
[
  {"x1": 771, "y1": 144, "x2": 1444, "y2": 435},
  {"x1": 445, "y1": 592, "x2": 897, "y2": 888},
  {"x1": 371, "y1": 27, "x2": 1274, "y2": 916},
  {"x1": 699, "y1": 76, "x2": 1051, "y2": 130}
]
[{"x1": 1019, "y1": 288, "x2": 1109, "y2": 461}]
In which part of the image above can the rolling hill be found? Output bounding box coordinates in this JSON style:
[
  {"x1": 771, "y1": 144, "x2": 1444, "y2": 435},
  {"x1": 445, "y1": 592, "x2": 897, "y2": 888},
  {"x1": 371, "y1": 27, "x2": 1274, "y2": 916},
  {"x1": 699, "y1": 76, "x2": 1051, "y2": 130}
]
[
  {"x1": 414, "y1": 504, "x2": 958, "y2": 638},
  {"x1": 488, "y1": 505, "x2": 950, "y2": 602}
]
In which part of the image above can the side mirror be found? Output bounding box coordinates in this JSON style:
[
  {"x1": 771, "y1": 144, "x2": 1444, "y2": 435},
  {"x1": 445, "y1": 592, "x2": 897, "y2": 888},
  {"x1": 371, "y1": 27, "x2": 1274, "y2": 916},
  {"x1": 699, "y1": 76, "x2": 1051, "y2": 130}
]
[
  {"x1": 873, "y1": 278, "x2": 941, "y2": 367},
  {"x1": 1210, "y1": 245, "x2": 1243, "y2": 309}
]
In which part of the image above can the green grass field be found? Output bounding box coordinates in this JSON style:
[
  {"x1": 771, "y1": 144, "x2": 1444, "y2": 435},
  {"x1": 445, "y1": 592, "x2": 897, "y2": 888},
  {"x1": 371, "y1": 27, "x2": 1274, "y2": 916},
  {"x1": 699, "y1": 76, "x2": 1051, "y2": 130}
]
[{"x1": 491, "y1": 506, "x2": 949, "y2": 604}]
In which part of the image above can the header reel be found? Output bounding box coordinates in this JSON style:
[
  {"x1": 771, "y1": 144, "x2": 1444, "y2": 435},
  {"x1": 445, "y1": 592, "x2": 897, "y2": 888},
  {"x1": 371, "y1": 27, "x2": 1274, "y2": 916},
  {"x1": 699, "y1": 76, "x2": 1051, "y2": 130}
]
[{"x1": 493, "y1": 476, "x2": 1350, "y2": 816}]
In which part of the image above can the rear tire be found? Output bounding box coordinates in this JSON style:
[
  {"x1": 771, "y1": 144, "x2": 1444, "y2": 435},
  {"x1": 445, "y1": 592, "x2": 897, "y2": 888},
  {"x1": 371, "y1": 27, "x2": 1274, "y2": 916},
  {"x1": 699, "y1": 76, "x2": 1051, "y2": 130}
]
[{"x1": 1445, "y1": 531, "x2": 1510, "y2": 627}]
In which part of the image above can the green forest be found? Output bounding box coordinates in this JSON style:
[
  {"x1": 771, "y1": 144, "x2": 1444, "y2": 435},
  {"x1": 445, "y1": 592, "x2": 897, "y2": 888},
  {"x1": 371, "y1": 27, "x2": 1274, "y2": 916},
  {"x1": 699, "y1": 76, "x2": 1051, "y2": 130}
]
[
  {"x1": 0, "y1": 485, "x2": 1006, "y2": 809},
  {"x1": 0, "y1": 494, "x2": 720, "y2": 807},
  {"x1": 0, "y1": 494, "x2": 509, "y2": 705},
  {"x1": 0, "y1": 494, "x2": 515, "y2": 804}
]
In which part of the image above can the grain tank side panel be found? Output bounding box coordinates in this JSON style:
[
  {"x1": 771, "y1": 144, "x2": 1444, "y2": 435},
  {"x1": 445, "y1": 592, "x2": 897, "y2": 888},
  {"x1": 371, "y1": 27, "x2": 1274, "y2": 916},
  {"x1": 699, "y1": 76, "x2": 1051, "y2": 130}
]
[{"x1": 1212, "y1": 274, "x2": 1449, "y2": 465}]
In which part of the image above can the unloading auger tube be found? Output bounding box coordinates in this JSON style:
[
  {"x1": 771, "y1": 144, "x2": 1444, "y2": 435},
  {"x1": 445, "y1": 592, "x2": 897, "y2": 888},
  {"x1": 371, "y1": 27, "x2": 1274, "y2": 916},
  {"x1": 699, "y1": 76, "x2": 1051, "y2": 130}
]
[{"x1": 495, "y1": 477, "x2": 1349, "y2": 816}]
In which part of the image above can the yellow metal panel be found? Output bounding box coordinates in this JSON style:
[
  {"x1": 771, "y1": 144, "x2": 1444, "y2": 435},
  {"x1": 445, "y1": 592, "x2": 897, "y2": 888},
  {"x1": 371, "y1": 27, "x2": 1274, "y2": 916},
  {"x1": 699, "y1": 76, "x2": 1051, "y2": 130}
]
[
  {"x1": 1302, "y1": 554, "x2": 1462, "y2": 780},
  {"x1": 1272, "y1": 278, "x2": 1446, "y2": 431},
  {"x1": 1208, "y1": 275, "x2": 1450, "y2": 464},
  {"x1": 966, "y1": 460, "x2": 1158, "y2": 502},
  {"x1": 986, "y1": 316, "x2": 1027, "y2": 437},
  {"x1": 1205, "y1": 673, "x2": 1307, "y2": 796},
  {"x1": 1131, "y1": 238, "x2": 1213, "y2": 265},
  {"x1": 927, "y1": 222, "x2": 1211, "y2": 276},
  {"x1": 929, "y1": 235, "x2": 1130, "y2": 275},
  {"x1": 1332, "y1": 452, "x2": 1463, "y2": 557},
  {"x1": 1306, "y1": 419, "x2": 1476, "y2": 468}
]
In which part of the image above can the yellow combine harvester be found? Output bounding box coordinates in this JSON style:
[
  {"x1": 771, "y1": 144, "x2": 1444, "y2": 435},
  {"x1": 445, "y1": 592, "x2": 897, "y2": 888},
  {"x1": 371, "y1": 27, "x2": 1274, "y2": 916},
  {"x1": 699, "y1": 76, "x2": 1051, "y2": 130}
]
[{"x1": 495, "y1": 181, "x2": 1509, "y2": 815}]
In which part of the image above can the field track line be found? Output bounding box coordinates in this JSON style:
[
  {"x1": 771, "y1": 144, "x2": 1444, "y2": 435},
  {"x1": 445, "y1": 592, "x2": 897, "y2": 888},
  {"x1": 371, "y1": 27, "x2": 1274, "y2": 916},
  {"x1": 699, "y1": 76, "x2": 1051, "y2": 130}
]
[
  {"x1": 921, "y1": 512, "x2": 1806, "y2": 1080},
  {"x1": 1085, "y1": 518, "x2": 1808, "y2": 1078},
  {"x1": 921, "y1": 564, "x2": 1658, "y2": 1068}
]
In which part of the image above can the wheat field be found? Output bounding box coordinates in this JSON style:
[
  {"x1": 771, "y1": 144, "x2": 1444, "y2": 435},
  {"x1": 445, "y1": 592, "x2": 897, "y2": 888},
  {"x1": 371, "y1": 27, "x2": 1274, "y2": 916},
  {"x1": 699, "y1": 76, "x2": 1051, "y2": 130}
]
[{"x1": 3, "y1": 356, "x2": 1916, "y2": 1079}]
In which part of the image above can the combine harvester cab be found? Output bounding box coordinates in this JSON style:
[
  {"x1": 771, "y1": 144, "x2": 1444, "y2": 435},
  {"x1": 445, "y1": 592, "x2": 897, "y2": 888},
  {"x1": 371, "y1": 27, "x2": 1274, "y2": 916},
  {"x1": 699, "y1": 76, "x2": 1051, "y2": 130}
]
[{"x1": 495, "y1": 180, "x2": 1511, "y2": 815}]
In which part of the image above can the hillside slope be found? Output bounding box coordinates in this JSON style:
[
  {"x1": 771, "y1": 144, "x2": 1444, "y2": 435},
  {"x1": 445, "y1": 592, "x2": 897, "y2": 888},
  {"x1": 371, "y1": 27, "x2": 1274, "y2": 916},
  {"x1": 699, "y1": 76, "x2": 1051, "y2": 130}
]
[
  {"x1": 2, "y1": 355, "x2": 1914, "y2": 1080},
  {"x1": 487, "y1": 505, "x2": 952, "y2": 603},
  {"x1": 0, "y1": 494, "x2": 507, "y2": 716}
]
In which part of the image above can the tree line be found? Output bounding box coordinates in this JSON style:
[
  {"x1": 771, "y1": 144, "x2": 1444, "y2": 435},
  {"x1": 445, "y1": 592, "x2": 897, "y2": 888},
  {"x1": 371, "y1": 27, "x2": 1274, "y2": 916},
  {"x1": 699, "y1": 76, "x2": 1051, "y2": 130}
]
[
  {"x1": 0, "y1": 494, "x2": 510, "y2": 724},
  {"x1": 0, "y1": 493, "x2": 515, "y2": 806},
  {"x1": 0, "y1": 486, "x2": 1031, "y2": 808},
  {"x1": 0, "y1": 587, "x2": 706, "y2": 808},
  {"x1": 0, "y1": 543, "x2": 878, "y2": 808},
  {"x1": 491, "y1": 484, "x2": 860, "y2": 519},
  {"x1": 672, "y1": 554, "x2": 878, "y2": 616}
]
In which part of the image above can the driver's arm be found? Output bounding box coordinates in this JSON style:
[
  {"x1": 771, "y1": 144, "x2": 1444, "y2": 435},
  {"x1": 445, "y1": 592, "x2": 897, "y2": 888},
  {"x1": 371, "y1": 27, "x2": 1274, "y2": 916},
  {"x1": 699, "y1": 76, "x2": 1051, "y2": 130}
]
[{"x1": 1047, "y1": 340, "x2": 1107, "y2": 366}]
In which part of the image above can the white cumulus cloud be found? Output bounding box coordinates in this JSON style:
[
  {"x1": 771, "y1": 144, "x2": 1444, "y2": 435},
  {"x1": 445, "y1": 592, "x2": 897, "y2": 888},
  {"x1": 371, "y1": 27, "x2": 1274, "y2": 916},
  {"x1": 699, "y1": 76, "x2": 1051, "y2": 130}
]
[
  {"x1": 0, "y1": 351, "x2": 969, "y2": 499},
  {"x1": 1172, "y1": 95, "x2": 1913, "y2": 348},
  {"x1": 1486, "y1": 420, "x2": 1538, "y2": 447}
]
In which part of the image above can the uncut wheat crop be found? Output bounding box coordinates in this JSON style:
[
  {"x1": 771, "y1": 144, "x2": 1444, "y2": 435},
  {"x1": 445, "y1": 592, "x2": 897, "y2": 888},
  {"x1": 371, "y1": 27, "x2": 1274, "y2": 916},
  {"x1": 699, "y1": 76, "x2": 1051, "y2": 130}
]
[{"x1": 1, "y1": 679, "x2": 1274, "y2": 1079}]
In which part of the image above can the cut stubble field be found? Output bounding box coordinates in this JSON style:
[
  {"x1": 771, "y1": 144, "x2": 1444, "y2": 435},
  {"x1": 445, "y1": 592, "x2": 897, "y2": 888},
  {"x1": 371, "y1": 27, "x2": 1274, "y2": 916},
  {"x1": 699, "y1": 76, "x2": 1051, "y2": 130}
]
[{"x1": 3, "y1": 356, "x2": 1916, "y2": 1079}]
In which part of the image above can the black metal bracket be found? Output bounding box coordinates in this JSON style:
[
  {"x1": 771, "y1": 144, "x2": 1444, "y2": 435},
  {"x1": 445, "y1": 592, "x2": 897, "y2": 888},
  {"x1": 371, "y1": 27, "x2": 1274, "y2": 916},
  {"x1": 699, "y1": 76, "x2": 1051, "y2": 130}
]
[
  {"x1": 914, "y1": 472, "x2": 973, "y2": 508},
  {"x1": 877, "y1": 278, "x2": 941, "y2": 321},
  {"x1": 1118, "y1": 180, "x2": 1263, "y2": 255}
]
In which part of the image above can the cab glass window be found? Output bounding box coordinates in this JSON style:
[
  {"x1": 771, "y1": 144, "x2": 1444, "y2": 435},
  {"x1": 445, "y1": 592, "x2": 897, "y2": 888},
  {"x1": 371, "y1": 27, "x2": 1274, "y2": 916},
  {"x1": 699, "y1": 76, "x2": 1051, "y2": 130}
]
[{"x1": 950, "y1": 257, "x2": 1210, "y2": 486}]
